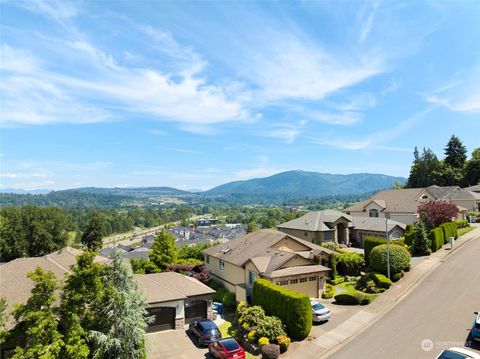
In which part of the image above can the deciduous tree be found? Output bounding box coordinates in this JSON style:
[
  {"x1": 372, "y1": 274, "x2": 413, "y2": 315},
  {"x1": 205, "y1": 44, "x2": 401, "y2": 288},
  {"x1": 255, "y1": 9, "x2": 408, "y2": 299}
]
[
  {"x1": 81, "y1": 211, "x2": 106, "y2": 251},
  {"x1": 149, "y1": 230, "x2": 178, "y2": 270},
  {"x1": 418, "y1": 200, "x2": 459, "y2": 228},
  {"x1": 464, "y1": 148, "x2": 480, "y2": 186}
]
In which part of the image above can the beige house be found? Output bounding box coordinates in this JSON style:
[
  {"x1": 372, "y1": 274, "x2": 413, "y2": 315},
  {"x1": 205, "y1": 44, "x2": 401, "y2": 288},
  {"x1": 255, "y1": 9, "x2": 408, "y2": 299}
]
[
  {"x1": 203, "y1": 229, "x2": 332, "y2": 302},
  {"x1": 277, "y1": 210, "x2": 352, "y2": 245},
  {"x1": 344, "y1": 185, "x2": 480, "y2": 225},
  {"x1": 350, "y1": 216, "x2": 406, "y2": 247}
]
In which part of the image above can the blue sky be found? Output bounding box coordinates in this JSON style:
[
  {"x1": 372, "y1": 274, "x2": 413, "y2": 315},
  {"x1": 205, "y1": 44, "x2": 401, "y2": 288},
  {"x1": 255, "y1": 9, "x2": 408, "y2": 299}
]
[{"x1": 1, "y1": 1, "x2": 479, "y2": 191}]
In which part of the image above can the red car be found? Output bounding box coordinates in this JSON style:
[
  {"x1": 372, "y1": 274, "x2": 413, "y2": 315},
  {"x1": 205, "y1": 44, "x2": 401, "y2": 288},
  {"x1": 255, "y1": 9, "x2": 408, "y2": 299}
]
[{"x1": 208, "y1": 337, "x2": 245, "y2": 359}]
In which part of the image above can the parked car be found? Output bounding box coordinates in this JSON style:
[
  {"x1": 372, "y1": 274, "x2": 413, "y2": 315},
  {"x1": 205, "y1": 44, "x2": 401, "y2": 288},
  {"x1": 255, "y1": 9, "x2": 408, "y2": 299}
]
[
  {"x1": 471, "y1": 311, "x2": 480, "y2": 342},
  {"x1": 208, "y1": 337, "x2": 245, "y2": 359},
  {"x1": 188, "y1": 319, "x2": 221, "y2": 346},
  {"x1": 311, "y1": 300, "x2": 331, "y2": 322},
  {"x1": 436, "y1": 347, "x2": 480, "y2": 359}
]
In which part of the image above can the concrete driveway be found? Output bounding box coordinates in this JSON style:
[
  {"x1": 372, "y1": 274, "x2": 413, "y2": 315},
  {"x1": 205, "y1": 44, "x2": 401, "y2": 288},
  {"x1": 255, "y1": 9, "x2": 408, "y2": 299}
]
[{"x1": 146, "y1": 329, "x2": 210, "y2": 359}]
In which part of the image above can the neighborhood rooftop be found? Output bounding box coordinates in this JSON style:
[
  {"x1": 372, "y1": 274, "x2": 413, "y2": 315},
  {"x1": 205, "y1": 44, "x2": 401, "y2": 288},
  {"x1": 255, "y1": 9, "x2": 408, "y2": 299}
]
[{"x1": 277, "y1": 210, "x2": 353, "y2": 231}]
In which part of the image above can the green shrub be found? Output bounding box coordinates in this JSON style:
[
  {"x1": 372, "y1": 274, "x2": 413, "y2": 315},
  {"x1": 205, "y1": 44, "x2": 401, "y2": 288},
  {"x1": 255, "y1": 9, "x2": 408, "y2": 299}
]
[
  {"x1": 404, "y1": 224, "x2": 415, "y2": 246},
  {"x1": 256, "y1": 316, "x2": 286, "y2": 343},
  {"x1": 392, "y1": 272, "x2": 403, "y2": 282},
  {"x1": 253, "y1": 279, "x2": 312, "y2": 341},
  {"x1": 455, "y1": 219, "x2": 469, "y2": 228},
  {"x1": 440, "y1": 222, "x2": 459, "y2": 243},
  {"x1": 334, "y1": 292, "x2": 361, "y2": 305},
  {"x1": 212, "y1": 286, "x2": 236, "y2": 308},
  {"x1": 364, "y1": 237, "x2": 387, "y2": 265},
  {"x1": 236, "y1": 301, "x2": 248, "y2": 318},
  {"x1": 369, "y1": 244, "x2": 411, "y2": 275},
  {"x1": 321, "y1": 241, "x2": 339, "y2": 251},
  {"x1": 248, "y1": 330, "x2": 257, "y2": 343},
  {"x1": 258, "y1": 337, "x2": 269, "y2": 347},
  {"x1": 328, "y1": 253, "x2": 338, "y2": 280},
  {"x1": 355, "y1": 273, "x2": 392, "y2": 293},
  {"x1": 336, "y1": 252, "x2": 364, "y2": 276},
  {"x1": 374, "y1": 273, "x2": 392, "y2": 289},
  {"x1": 261, "y1": 344, "x2": 280, "y2": 359},
  {"x1": 276, "y1": 335, "x2": 291, "y2": 353},
  {"x1": 240, "y1": 305, "x2": 266, "y2": 328},
  {"x1": 321, "y1": 283, "x2": 336, "y2": 299},
  {"x1": 429, "y1": 227, "x2": 444, "y2": 252},
  {"x1": 327, "y1": 275, "x2": 345, "y2": 285}
]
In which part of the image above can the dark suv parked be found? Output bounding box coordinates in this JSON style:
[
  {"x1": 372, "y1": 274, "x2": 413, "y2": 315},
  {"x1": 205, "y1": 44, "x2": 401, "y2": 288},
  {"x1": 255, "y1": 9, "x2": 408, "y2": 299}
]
[{"x1": 188, "y1": 320, "x2": 221, "y2": 346}]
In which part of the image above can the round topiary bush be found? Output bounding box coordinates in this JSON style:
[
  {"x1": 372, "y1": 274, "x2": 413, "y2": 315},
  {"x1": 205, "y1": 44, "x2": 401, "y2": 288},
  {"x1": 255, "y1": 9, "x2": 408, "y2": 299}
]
[
  {"x1": 334, "y1": 293, "x2": 361, "y2": 305},
  {"x1": 261, "y1": 344, "x2": 280, "y2": 359},
  {"x1": 369, "y1": 244, "x2": 411, "y2": 275}
]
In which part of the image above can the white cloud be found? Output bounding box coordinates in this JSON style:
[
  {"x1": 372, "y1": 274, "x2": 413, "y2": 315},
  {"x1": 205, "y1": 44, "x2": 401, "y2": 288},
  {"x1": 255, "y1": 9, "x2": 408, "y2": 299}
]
[
  {"x1": 0, "y1": 172, "x2": 48, "y2": 178},
  {"x1": 309, "y1": 111, "x2": 362, "y2": 126},
  {"x1": 358, "y1": 2, "x2": 379, "y2": 43},
  {"x1": 266, "y1": 120, "x2": 307, "y2": 143}
]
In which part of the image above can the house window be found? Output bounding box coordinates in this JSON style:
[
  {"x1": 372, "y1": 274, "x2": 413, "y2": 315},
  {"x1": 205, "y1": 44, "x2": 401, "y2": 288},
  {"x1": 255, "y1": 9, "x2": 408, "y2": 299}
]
[
  {"x1": 369, "y1": 209, "x2": 379, "y2": 218},
  {"x1": 248, "y1": 271, "x2": 257, "y2": 287},
  {"x1": 219, "y1": 259, "x2": 225, "y2": 270},
  {"x1": 290, "y1": 279, "x2": 298, "y2": 284},
  {"x1": 299, "y1": 278, "x2": 307, "y2": 283},
  {"x1": 205, "y1": 254, "x2": 210, "y2": 264},
  {"x1": 309, "y1": 277, "x2": 317, "y2": 281},
  {"x1": 278, "y1": 280, "x2": 288, "y2": 286}
]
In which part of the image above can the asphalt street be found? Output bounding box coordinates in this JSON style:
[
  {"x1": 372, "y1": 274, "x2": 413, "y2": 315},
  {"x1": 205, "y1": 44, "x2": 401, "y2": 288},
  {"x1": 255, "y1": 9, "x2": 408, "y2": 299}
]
[{"x1": 329, "y1": 234, "x2": 480, "y2": 359}]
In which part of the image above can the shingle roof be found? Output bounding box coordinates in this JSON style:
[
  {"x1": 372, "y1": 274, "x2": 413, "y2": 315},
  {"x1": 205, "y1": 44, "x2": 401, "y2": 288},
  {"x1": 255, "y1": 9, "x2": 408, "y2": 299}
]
[
  {"x1": 277, "y1": 210, "x2": 352, "y2": 231},
  {"x1": 351, "y1": 216, "x2": 406, "y2": 232},
  {"x1": 203, "y1": 229, "x2": 330, "y2": 267},
  {"x1": 465, "y1": 184, "x2": 480, "y2": 193},
  {"x1": 345, "y1": 188, "x2": 425, "y2": 213},
  {"x1": 0, "y1": 247, "x2": 109, "y2": 330},
  {"x1": 135, "y1": 272, "x2": 215, "y2": 304}
]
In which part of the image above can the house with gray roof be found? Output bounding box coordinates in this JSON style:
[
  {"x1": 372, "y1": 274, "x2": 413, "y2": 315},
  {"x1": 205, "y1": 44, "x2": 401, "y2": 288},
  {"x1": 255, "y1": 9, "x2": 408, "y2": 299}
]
[
  {"x1": 350, "y1": 216, "x2": 406, "y2": 247},
  {"x1": 344, "y1": 185, "x2": 479, "y2": 225},
  {"x1": 203, "y1": 229, "x2": 332, "y2": 302},
  {"x1": 277, "y1": 210, "x2": 352, "y2": 245}
]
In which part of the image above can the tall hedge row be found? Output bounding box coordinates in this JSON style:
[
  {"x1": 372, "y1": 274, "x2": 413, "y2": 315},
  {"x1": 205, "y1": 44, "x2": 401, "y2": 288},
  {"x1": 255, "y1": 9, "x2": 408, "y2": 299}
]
[
  {"x1": 439, "y1": 222, "x2": 458, "y2": 243},
  {"x1": 428, "y1": 227, "x2": 444, "y2": 252},
  {"x1": 364, "y1": 237, "x2": 386, "y2": 265},
  {"x1": 252, "y1": 279, "x2": 312, "y2": 341}
]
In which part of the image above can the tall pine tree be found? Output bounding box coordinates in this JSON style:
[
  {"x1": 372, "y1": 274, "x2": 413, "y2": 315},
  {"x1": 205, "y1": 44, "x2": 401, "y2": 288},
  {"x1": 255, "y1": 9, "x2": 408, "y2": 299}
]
[{"x1": 444, "y1": 135, "x2": 467, "y2": 169}]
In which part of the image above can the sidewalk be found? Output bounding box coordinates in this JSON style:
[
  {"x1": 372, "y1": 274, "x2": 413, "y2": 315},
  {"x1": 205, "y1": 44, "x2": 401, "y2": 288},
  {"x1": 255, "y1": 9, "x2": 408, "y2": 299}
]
[{"x1": 285, "y1": 224, "x2": 480, "y2": 359}]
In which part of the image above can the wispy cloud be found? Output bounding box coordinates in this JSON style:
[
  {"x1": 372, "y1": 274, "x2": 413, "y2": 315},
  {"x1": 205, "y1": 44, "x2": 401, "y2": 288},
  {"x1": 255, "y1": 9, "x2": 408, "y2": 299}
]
[
  {"x1": 309, "y1": 111, "x2": 362, "y2": 126},
  {"x1": 424, "y1": 69, "x2": 480, "y2": 113},
  {"x1": 358, "y1": 2, "x2": 379, "y2": 43},
  {"x1": 266, "y1": 120, "x2": 307, "y2": 144}
]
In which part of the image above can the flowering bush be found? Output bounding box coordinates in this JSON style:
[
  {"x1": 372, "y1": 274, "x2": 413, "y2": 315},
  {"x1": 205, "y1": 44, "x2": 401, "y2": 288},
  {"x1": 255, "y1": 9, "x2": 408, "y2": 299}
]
[{"x1": 258, "y1": 337, "x2": 269, "y2": 347}]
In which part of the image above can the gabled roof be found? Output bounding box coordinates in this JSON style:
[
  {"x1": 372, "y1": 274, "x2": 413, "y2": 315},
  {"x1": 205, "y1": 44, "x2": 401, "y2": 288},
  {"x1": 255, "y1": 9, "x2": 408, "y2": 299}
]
[
  {"x1": 267, "y1": 264, "x2": 330, "y2": 278},
  {"x1": 465, "y1": 184, "x2": 480, "y2": 193},
  {"x1": 135, "y1": 272, "x2": 215, "y2": 304},
  {"x1": 203, "y1": 229, "x2": 331, "y2": 267},
  {"x1": 0, "y1": 247, "x2": 109, "y2": 330},
  {"x1": 351, "y1": 216, "x2": 406, "y2": 232},
  {"x1": 277, "y1": 210, "x2": 352, "y2": 231}
]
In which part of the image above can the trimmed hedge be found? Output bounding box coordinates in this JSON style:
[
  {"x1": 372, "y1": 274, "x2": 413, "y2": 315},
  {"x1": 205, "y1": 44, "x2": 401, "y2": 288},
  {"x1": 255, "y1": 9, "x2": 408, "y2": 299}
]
[
  {"x1": 455, "y1": 219, "x2": 469, "y2": 229},
  {"x1": 364, "y1": 237, "x2": 387, "y2": 265},
  {"x1": 321, "y1": 283, "x2": 336, "y2": 299},
  {"x1": 429, "y1": 227, "x2": 445, "y2": 252},
  {"x1": 369, "y1": 244, "x2": 411, "y2": 275},
  {"x1": 439, "y1": 222, "x2": 458, "y2": 242},
  {"x1": 355, "y1": 273, "x2": 392, "y2": 293},
  {"x1": 335, "y1": 252, "x2": 364, "y2": 276},
  {"x1": 253, "y1": 279, "x2": 312, "y2": 341},
  {"x1": 334, "y1": 292, "x2": 375, "y2": 305}
]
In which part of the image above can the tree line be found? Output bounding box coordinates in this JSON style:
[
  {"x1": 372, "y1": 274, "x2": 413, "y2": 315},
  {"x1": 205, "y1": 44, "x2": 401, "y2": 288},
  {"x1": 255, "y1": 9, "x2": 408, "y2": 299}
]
[{"x1": 406, "y1": 135, "x2": 480, "y2": 188}]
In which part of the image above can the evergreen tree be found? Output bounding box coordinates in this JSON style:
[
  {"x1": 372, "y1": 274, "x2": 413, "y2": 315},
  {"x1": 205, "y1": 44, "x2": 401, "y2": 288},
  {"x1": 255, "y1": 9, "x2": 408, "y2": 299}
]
[
  {"x1": 11, "y1": 268, "x2": 65, "y2": 359},
  {"x1": 149, "y1": 230, "x2": 178, "y2": 270},
  {"x1": 444, "y1": 135, "x2": 467, "y2": 169},
  {"x1": 407, "y1": 147, "x2": 440, "y2": 188},
  {"x1": 413, "y1": 220, "x2": 431, "y2": 256},
  {"x1": 247, "y1": 220, "x2": 258, "y2": 233},
  {"x1": 89, "y1": 249, "x2": 152, "y2": 359},
  {"x1": 464, "y1": 148, "x2": 480, "y2": 186},
  {"x1": 0, "y1": 297, "x2": 7, "y2": 345},
  {"x1": 60, "y1": 249, "x2": 104, "y2": 331},
  {"x1": 81, "y1": 211, "x2": 106, "y2": 251},
  {"x1": 62, "y1": 313, "x2": 89, "y2": 359}
]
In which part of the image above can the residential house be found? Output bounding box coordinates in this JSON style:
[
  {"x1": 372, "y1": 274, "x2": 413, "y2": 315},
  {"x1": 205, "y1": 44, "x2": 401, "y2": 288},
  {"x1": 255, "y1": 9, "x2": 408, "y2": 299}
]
[
  {"x1": 277, "y1": 210, "x2": 352, "y2": 245},
  {"x1": 344, "y1": 185, "x2": 480, "y2": 224},
  {"x1": 136, "y1": 272, "x2": 215, "y2": 332},
  {"x1": 0, "y1": 248, "x2": 214, "y2": 336},
  {"x1": 203, "y1": 229, "x2": 332, "y2": 302},
  {"x1": 350, "y1": 216, "x2": 406, "y2": 247},
  {"x1": 465, "y1": 184, "x2": 480, "y2": 193}
]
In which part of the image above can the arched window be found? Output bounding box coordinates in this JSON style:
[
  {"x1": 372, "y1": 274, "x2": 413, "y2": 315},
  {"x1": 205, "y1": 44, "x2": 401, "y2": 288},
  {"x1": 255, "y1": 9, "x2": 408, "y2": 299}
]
[{"x1": 369, "y1": 209, "x2": 379, "y2": 218}]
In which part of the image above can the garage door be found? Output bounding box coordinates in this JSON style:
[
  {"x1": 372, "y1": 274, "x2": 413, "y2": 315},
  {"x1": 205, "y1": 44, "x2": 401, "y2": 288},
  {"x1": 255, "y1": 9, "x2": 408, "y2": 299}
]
[
  {"x1": 185, "y1": 300, "x2": 207, "y2": 323},
  {"x1": 147, "y1": 307, "x2": 176, "y2": 332}
]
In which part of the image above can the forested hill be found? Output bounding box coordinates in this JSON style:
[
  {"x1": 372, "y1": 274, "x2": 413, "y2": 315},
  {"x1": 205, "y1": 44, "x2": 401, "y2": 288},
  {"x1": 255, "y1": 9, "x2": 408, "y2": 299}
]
[{"x1": 204, "y1": 170, "x2": 406, "y2": 198}]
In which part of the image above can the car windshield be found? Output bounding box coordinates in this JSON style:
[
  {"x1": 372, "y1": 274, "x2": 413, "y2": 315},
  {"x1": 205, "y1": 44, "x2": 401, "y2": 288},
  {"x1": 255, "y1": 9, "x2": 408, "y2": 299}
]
[
  {"x1": 221, "y1": 339, "x2": 239, "y2": 351},
  {"x1": 437, "y1": 350, "x2": 472, "y2": 359},
  {"x1": 199, "y1": 321, "x2": 217, "y2": 331},
  {"x1": 312, "y1": 303, "x2": 325, "y2": 311}
]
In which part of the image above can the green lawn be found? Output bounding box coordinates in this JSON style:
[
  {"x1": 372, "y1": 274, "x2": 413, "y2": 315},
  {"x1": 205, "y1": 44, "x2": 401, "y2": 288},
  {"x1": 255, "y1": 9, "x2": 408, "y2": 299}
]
[
  {"x1": 335, "y1": 281, "x2": 379, "y2": 304},
  {"x1": 218, "y1": 321, "x2": 257, "y2": 359},
  {"x1": 458, "y1": 226, "x2": 475, "y2": 237}
]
